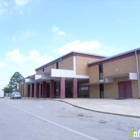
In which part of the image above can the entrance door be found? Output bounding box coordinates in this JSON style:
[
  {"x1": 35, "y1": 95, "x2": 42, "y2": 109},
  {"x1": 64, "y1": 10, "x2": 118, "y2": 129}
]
[{"x1": 118, "y1": 81, "x2": 132, "y2": 98}]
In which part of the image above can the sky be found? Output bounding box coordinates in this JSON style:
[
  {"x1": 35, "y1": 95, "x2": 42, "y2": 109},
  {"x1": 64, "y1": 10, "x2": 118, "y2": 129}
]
[{"x1": 0, "y1": 0, "x2": 140, "y2": 90}]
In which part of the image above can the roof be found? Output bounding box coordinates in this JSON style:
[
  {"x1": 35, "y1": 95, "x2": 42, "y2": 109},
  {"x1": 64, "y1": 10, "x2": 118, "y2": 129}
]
[
  {"x1": 35, "y1": 51, "x2": 106, "y2": 71},
  {"x1": 88, "y1": 47, "x2": 140, "y2": 66}
]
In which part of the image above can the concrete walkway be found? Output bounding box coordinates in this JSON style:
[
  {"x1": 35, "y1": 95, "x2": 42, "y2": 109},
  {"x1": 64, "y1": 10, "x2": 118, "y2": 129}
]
[{"x1": 55, "y1": 98, "x2": 140, "y2": 118}]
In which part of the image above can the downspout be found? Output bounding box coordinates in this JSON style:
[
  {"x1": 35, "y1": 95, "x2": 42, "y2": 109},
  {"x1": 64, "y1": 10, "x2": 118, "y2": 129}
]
[{"x1": 135, "y1": 50, "x2": 140, "y2": 98}]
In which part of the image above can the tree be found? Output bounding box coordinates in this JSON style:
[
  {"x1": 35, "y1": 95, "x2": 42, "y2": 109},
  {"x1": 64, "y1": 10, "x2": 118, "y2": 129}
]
[
  {"x1": 9, "y1": 72, "x2": 24, "y2": 91},
  {"x1": 3, "y1": 86, "x2": 13, "y2": 93}
]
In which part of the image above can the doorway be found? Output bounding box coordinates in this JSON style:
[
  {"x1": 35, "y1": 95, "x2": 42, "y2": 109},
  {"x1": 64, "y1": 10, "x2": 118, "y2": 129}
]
[{"x1": 118, "y1": 81, "x2": 132, "y2": 98}]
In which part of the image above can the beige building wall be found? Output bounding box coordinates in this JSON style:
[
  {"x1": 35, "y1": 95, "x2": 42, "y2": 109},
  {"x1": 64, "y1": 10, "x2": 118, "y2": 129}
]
[
  {"x1": 89, "y1": 85, "x2": 100, "y2": 98},
  {"x1": 104, "y1": 55, "x2": 137, "y2": 77},
  {"x1": 89, "y1": 65, "x2": 99, "y2": 83},
  {"x1": 36, "y1": 69, "x2": 43, "y2": 75},
  {"x1": 131, "y1": 81, "x2": 139, "y2": 98},
  {"x1": 19, "y1": 83, "x2": 28, "y2": 97},
  {"x1": 45, "y1": 64, "x2": 55, "y2": 71},
  {"x1": 76, "y1": 56, "x2": 99, "y2": 75},
  {"x1": 59, "y1": 56, "x2": 73, "y2": 70},
  {"x1": 104, "y1": 77, "x2": 139, "y2": 98}
]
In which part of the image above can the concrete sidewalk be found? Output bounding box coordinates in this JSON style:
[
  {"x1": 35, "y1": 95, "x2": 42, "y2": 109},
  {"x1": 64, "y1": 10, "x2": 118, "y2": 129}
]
[{"x1": 55, "y1": 98, "x2": 140, "y2": 118}]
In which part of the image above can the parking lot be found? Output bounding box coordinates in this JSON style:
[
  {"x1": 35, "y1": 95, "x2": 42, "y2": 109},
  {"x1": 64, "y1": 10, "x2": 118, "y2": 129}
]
[{"x1": 0, "y1": 97, "x2": 140, "y2": 140}]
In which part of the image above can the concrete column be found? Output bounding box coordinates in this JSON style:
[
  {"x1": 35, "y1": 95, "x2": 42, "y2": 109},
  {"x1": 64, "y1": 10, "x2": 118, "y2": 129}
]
[
  {"x1": 42, "y1": 81, "x2": 47, "y2": 98},
  {"x1": 36, "y1": 83, "x2": 39, "y2": 98},
  {"x1": 47, "y1": 83, "x2": 50, "y2": 98},
  {"x1": 30, "y1": 84, "x2": 32, "y2": 97},
  {"x1": 50, "y1": 80, "x2": 54, "y2": 98},
  {"x1": 60, "y1": 77, "x2": 65, "y2": 99},
  {"x1": 73, "y1": 78, "x2": 78, "y2": 98},
  {"x1": 39, "y1": 83, "x2": 42, "y2": 98},
  {"x1": 32, "y1": 84, "x2": 34, "y2": 98},
  {"x1": 34, "y1": 84, "x2": 36, "y2": 98},
  {"x1": 28, "y1": 85, "x2": 30, "y2": 97},
  {"x1": 54, "y1": 82, "x2": 57, "y2": 97}
]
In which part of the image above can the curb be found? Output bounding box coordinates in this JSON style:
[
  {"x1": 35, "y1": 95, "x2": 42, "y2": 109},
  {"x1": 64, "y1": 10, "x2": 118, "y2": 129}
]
[{"x1": 54, "y1": 99, "x2": 140, "y2": 119}]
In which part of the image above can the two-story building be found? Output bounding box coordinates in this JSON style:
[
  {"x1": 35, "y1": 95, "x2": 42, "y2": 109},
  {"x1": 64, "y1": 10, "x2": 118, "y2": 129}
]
[
  {"x1": 20, "y1": 51, "x2": 105, "y2": 99},
  {"x1": 87, "y1": 48, "x2": 140, "y2": 99},
  {"x1": 20, "y1": 48, "x2": 140, "y2": 99}
]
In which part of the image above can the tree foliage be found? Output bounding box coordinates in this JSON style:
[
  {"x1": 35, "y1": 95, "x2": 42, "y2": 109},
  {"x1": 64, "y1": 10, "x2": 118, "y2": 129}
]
[{"x1": 3, "y1": 72, "x2": 24, "y2": 93}]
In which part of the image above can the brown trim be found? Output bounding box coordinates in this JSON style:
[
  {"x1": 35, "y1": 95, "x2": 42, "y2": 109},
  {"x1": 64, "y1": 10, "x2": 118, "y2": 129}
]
[
  {"x1": 61, "y1": 52, "x2": 105, "y2": 60},
  {"x1": 89, "y1": 52, "x2": 135, "y2": 67}
]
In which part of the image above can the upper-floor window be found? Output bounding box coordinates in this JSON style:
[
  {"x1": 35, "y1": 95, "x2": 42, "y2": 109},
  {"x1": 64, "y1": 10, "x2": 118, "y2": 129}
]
[
  {"x1": 56, "y1": 62, "x2": 59, "y2": 69},
  {"x1": 99, "y1": 64, "x2": 103, "y2": 80},
  {"x1": 42, "y1": 68, "x2": 44, "y2": 72}
]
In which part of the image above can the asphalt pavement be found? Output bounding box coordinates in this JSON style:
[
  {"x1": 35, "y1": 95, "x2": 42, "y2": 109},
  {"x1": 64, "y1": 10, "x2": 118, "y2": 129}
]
[{"x1": 0, "y1": 98, "x2": 140, "y2": 140}]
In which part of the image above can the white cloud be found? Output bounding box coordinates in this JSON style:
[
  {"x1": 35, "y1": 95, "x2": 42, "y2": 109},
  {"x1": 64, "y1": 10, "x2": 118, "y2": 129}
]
[
  {"x1": 0, "y1": 61, "x2": 7, "y2": 68},
  {"x1": 6, "y1": 49, "x2": 53, "y2": 64},
  {"x1": 52, "y1": 26, "x2": 59, "y2": 32},
  {"x1": 6, "y1": 49, "x2": 27, "y2": 63},
  {"x1": 15, "y1": 0, "x2": 29, "y2": 6},
  {"x1": 52, "y1": 26, "x2": 65, "y2": 36},
  {"x1": 29, "y1": 50, "x2": 53, "y2": 64},
  {"x1": 57, "y1": 31, "x2": 65, "y2": 35},
  {"x1": 55, "y1": 40, "x2": 101, "y2": 54},
  {"x1": 12, "y1": 30, "x2": 33, "y2": 41}
]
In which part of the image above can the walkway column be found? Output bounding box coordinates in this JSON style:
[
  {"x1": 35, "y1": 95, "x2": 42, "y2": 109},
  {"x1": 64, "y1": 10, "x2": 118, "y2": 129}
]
[
  {"x1": 47, "y1": 83, "x2": 50, "y2": 97},
  {"x1": 50, "y1": 80, "x2": 54, "y2": 98},
  {"x1": 73, "y1": 78, "x2": 78, "y2": 98},
  {"x1": 60, "y1": 77, "x2": 65, "y2": 99},
  {"x1": 36, "y1": 83, "x2": 39, "y2": 98},
  {"x1": 27, "y1": 85, "x2": 30, "y2": 97},
  {"x1": 32, "y1": 84, "x2": 34, "y2": 97},
  {"x1": 42, "y1": 81, "x2": 47, "y2": 98}
]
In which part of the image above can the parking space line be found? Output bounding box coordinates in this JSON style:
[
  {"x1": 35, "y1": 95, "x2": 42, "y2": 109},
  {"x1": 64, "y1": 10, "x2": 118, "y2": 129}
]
[{"x1": 2, "y1": 102, "x2": 99, "y2": 140}]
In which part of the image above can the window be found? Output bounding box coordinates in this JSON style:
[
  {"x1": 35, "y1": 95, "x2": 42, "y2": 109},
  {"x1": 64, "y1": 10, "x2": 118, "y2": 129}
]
[
  {"x1": 56, "y1": 62, "x2": 59, "y2": 69},
  {"x1": 99, "y1": 64, "x2": 103, "y2": 80},
  {"x1": 42, "y1": 68, "x2": 44, "y2": 72},
  {"x1": 80, "y1": 86, "x2": 88, "y2": 90}
]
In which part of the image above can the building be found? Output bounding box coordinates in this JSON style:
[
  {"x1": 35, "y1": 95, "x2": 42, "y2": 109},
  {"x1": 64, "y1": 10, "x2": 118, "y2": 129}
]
[
  {"x1": 20, "y1": 48, "x2": 140, "y2": 99},
  {"x1": 20, "y1": 51, "x2": 105, "y2": 99}
]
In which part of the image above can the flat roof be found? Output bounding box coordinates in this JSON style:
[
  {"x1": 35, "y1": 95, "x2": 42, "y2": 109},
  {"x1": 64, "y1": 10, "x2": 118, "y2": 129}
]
[
  {"x1": 88, "y1": 47, "x2": 140, "y2": 66},
  {"x1": 35, "y1": 51, "x2": 106, "y2": 71}
]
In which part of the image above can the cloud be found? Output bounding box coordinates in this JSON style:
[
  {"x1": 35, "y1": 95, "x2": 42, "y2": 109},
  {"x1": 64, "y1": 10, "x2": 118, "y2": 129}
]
[
  {"x1": 6, "y1": 49, "x2": 53, "y2": 64},
  {"x1": 57, "y1": 31, "x2": 65, "y2": 35},
  {"x1": 6, "y1": 49, "x2": 27, "y2": 63},
  {"x1": 52, "y1": 26, "x2": 65, "y2": 36},
  {"x1": 0, "y1": 61, "x2": 7, "y2": 68},
  {"x1": 29, "y1": 50, "x2": 53, "y2": 64},
  {"x1": 55, "y1": 40, "x2": 101, "y2": 54},
  {"x1": 12, "y1": 30, "x2": 34, "y2": 42},
  {"x1": 15, "y1": 0, "x2": 29, "y2": 6}
]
